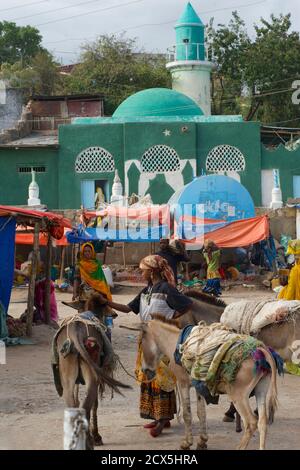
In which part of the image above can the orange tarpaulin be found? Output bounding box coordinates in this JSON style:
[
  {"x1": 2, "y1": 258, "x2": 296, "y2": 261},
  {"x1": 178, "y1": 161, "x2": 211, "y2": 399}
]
[
  {"x1": 183, "y1": 215, "x2": 269, "y2": 248},
  {"x1": 15, "y1": 228, "x2": 69, "y2": 246}
]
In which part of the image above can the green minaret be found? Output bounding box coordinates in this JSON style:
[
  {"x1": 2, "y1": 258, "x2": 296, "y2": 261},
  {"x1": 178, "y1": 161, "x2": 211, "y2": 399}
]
[
  {"x1": 175, "y1": 2, "x2": 205, "y2": 61},
  {"x1": 166, "y1": 2, "x2": 213, "y2": 115}
]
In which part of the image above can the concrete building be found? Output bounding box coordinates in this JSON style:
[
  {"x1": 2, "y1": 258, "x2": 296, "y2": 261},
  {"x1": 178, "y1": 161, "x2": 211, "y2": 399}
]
[{"x1": 1, "y1": 2, "x2": 300, "y2": 210}]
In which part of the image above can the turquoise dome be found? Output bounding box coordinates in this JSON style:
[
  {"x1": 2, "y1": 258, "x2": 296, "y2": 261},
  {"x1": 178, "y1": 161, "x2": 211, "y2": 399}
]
[{"x1": 113, "y1": 88, "x2": 203, "y2": 118}]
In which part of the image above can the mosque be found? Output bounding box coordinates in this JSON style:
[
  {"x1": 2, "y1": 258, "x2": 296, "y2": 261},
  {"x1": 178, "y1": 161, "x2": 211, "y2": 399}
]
[{"x1": 1, "y1": 2, "x2": 300, "y2": 210}]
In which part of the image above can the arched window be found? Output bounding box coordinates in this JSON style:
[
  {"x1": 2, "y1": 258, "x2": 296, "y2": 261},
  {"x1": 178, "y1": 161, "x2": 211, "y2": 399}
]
[
  {"x1": 141, "y1": 145, "x2": 181, "y2": 173},
  {"x1": 75, "y1": 147, "x2": 115, "y2": 173},
  {"x1": 206, "y1": 145, "x2": 246, "y2": 172}
]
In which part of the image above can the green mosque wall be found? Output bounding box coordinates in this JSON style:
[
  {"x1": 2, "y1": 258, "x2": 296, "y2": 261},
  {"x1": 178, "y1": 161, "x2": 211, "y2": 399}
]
[
  {"x1": 58, "y1": 123, "x2": 124, "y2": 209},
  {"x1": 123, "y1": 122, "x2": 197, "y2": 162},
  {"x1": 0, "y1": 147, "x2": 58, "y2": 208},
  {"x1": 261, "y1": 144, "x2": 300, "y2": 201},
  {"x1": 4, "y1": 120, "x2": 300, "y2": 210},
  {"x1": 196, "y1": 121, "x2": 262, "y2": 206},
  {"x1": 123, "y1": 121, "x2": 197, "y2": 203}
]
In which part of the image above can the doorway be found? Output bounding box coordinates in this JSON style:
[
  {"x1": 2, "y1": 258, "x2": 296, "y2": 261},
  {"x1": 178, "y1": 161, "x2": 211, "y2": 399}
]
[
  {"x1": 293, "y1": 176, "x2": 300, "y2": 198},
  {"x1": 81, "y1": 179, "x2": 109, "y2": 209}
]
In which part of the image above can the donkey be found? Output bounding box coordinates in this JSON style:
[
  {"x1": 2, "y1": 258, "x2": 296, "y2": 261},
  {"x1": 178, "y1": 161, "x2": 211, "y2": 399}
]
[
  {"x1": 53, "y1": 294, "x2": 131, "y2": 449},
  {"x1": 177, "y1": 290, "x2": 300, "y2": 429},
  {"x1": 140, "y1": 316, "x2": 278, "y2": 450},
  {"x1": 178, "y1": 289, "x2": 300, "y2": 363}
]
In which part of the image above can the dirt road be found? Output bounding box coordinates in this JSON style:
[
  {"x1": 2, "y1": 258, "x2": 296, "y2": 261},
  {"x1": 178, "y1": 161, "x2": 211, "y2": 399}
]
[{"x1": 0, "y1": 286, "x2": 299, "y2": 450}]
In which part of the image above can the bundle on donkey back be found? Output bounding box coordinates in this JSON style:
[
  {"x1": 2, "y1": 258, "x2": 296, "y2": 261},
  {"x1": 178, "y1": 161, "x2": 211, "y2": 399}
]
[
  {"x1": 141, "y1": 316, "x2": 281, "y2": 450},
  {"x1": 178, "y1": 290, "x2": 299, "y2": 429},
  {"x1": 52, "y1": 293, "x2": 131, "y2": 449},
  {"x1": 179, "y1": 289, "x2": 300, "y2": 363}
]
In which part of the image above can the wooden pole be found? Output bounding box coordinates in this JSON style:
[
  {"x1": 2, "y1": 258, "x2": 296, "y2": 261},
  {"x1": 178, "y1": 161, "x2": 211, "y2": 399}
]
[
  {"x1": 26, "y1": 222, "x2": 40, "y2": 337},
  {"x1": 60, "y1": 246, "x2": 66, "y2": 280},
  {"x1": 44, "y1": 234, "x2": 52, "y2": 325},
  {"x1": 122, "y1": 242, "x2": 126, "y2": 268},
  {"x1": 103, "y1": 241, "x2": 107, "y2": 265}
]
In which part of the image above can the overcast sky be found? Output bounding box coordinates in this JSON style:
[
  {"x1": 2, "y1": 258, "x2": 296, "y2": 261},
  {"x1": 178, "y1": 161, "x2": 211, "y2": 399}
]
[{"x1": 0, "y1": 0, "x2": 299, "y2": 64}]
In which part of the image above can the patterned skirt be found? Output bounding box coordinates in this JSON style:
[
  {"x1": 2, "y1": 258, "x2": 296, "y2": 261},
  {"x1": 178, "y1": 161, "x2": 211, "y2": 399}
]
[
  {"x1": 135, "y1": 340, "x2": 177, "y2": 421},
  {"x1": 140, "y1": 382, "x2": 177, "y2": 421}
]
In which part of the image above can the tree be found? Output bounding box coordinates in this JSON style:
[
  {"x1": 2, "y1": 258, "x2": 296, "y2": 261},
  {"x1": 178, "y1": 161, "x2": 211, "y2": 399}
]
[
  {"x1": 243, "y1": 14, "x2": 300, "y2": 125},
  {"x1": 0, "y1": 21, "x2": 43, "y2": 65},
  {"x1": 207, "y1": 12, "x2": 250, "y2": 116},
  {"x1": 63, "y1": 34, "x2": 171, "y2": 115},
  {"x1": 207, "y1": 12, "x2": 300, "y2": 125},
  {"x1": 0, "y1": 51, "x2": 61, "y2": 97}
]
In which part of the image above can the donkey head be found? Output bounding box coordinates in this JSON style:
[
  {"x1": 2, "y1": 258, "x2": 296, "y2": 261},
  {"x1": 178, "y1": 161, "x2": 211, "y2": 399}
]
[{"x1": 86, "y1": 293, "x2": 114, "y2": 319}]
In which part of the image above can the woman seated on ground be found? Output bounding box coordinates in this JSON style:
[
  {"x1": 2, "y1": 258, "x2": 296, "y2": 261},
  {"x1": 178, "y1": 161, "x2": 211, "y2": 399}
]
[{"x1": 109, "y1": 255, "x2": 193, "y2": 438}]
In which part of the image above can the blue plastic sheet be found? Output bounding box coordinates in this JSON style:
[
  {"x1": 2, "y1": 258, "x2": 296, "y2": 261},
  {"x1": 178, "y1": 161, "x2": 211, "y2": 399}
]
[
  {"x1": 66, "y1": 224, "x2": 170, "y2": 243},
  {"x1": 0, "y1": 217, "x2": 16, "y2": 313}
]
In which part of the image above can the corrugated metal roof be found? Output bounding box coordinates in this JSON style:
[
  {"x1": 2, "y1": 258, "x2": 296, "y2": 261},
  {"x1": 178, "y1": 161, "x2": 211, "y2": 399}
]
[{"x1": 0, "y1": 133, "x2": 59, "y2": 148}]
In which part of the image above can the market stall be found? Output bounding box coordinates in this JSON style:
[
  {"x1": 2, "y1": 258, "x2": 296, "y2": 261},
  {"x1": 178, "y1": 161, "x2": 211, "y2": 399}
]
[{"x1": 0, "y1": 205, "x2": 71, "y2": 337}]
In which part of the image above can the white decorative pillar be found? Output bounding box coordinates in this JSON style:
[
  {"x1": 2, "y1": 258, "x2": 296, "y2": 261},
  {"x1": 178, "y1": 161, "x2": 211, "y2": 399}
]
[
  {"x1": 110, "y1": 170, "x2": 126, "y2": 206},
  {"x1": 28, "y1": 169, "x2": 41, "y2": 206},
  {"x1": 270, "y1": 169, "x2": 283, "y2": 209}
]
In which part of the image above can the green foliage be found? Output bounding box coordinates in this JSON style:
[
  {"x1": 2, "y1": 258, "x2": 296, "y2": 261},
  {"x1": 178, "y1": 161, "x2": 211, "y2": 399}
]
[
  {"x1": 207, "y1": 12, "x2": 300, "y2": 125},
  {"x1": 0, "y1": 21, "x2": 43, "y2": 65},
  {"x1": 63, "y1": 34, "x2": 171, "y2": 115},
  {"x1": 207, "y1": 12, "x2": 251, "y2": 116},
  {"x1": 0, "y1": 50, "x2": 61, "y2": 97}
]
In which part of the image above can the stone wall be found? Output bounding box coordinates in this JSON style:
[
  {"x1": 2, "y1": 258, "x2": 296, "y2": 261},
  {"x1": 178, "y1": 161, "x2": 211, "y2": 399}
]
[
  {"x1": 0, "y1": 82, "x2": 25, "y2": 131},
  {"x1": 105, "y1": 242, "x2": 154, "y2": 265},
  {"x1": 256, "y1": 206, "x2": 296, "y2": 241},
  {"x1": 0, "y1": 85, "x2": 32, "y2": 144}
]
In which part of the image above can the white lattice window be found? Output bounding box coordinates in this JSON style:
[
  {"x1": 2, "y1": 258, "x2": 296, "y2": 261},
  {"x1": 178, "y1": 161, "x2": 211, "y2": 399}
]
[
  {"x1": 141, "y1": 145, "x2": 180, "y2": 173},
  {"x1": 75, "y1": 147, "x2": 115, "y2": 173},
  {"x1": 206, "y1": 145, "x2": 246, "y2": 172}
]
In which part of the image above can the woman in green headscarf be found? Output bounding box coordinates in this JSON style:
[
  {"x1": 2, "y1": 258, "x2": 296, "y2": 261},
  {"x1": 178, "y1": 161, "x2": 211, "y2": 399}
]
[{"x1": 73, "y1": 242, "x2": 112, "y2": 305}]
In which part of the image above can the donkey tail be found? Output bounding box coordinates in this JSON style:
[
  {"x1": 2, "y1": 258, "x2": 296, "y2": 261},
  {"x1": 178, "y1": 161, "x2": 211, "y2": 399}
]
[
  {"x1": 257, "y1": 347, "x2": 278, "y2": 424},
  {"x1": 70, "y1": 323, "x2": 131, "y2": 394}
]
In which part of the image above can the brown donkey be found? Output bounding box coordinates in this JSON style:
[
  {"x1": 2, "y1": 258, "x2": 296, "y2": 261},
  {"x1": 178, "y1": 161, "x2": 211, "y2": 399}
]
[{"x1": 53, "y1": 294, "x2": 131, "y2": 449}]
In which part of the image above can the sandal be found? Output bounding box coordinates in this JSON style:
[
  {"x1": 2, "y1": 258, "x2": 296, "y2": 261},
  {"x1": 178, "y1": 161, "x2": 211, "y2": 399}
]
[
  {"x1": 150, "y1": 423, "x2": 164, "y2": 438},
  {"x1": 144, "y1": 421, "x2": 157, "y2": 429},
  {"x1": 149, "y1": 420, "x2": 171, "y2": 437}
]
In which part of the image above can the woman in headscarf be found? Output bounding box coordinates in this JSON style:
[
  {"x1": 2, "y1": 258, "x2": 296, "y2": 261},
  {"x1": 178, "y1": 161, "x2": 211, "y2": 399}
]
[
  {"x1": 202, "y1": 239, "x2": 222, "y2": 296},
  {"x1": 109, "y1": 254, "x2": 193, "y2": 437},
  {"x1": 278, "y1": 239, "x2": 300, "y2": 300},
  {"x1": 73, "y1": 242, "x2": 112, "y2": 306}
]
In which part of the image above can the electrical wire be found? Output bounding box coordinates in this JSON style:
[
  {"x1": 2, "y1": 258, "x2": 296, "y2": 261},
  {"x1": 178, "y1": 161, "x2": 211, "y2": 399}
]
[
  {"x1": 0, "y1": 0, "x2": 49, "y2": 14},
  {"x1": 11, "y1": 0, "x2": 108, "y2": 22},
  {"x1": 35, "y1": 0, "x2": 144, "y2": 27},
  {"x1": 42, "y1": 0, "x2": 268, "y2": 45}
]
